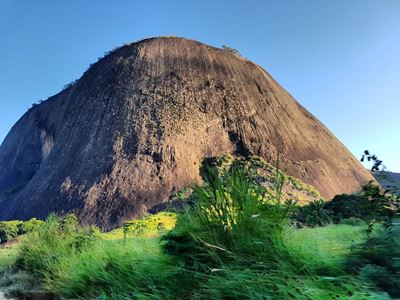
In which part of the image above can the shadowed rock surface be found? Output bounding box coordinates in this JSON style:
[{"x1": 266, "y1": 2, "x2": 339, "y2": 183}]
[{"x1": 0, "y1": 37, "x2": 373, "y2": 229}]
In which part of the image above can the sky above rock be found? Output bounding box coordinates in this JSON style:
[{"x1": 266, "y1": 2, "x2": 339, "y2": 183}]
[{"x1": 0, "y1": 0, "x2": 399, "y2": 171}]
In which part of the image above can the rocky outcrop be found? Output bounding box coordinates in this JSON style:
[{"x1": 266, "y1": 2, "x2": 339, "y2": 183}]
[{"x1": 0, "y1": 37, "x2": 373, "y2": 229}]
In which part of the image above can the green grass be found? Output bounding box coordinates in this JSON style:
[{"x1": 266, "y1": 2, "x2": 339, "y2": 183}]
[
  {"x1": 0, "y1": 215, "x2": 182, "y2": 299},
  {"x1": 46, "y1": 238, "x2": 176, "y2": 299},
  {"x1": 0, "y1": 248, "x2": 17, "y2": 271},
  {"x1": 0, "y1": 165, "x2": 395, "y2": 299},
  {"x1": 286, "y1": 224, "x2": 369, "y2": 270},
  {"x1": 0, "y1": 222, "x2": 383, "y2": 299}
]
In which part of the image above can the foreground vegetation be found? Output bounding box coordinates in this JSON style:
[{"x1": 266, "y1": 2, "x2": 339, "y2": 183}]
[{"x1": 0, "y1": 161, "x2": 399, "y2": 299}]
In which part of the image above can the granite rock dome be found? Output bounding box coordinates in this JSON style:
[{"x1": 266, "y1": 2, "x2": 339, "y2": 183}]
[{"x1": 0, "y1": 37, "x2": 373, "y2": 228}]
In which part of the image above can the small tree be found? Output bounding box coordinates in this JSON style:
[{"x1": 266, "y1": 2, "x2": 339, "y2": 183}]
[
  {"x1": 222, "y1": 45, "x2": 242, "y2": 57},
  {"x1": 361, "y1": 150, "x2": 385, "y2": 172}
]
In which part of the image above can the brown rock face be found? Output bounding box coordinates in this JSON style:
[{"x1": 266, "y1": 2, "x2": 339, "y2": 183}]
[{"x1": 0, "y1": 37, "x2": 373, "y2": 229}]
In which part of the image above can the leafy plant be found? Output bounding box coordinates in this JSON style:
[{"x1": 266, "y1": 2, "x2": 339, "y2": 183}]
[
  {"x1": 0, "y1": 221, "x2": 21, "y2": 244},
  {"x1": 326, "y1": 183, "x2": 399, "y2": 225},
  {"x1": 162, "y1": 162, "x2": 296, "y2": 265},
  {"x1": 348, "y1": 219, "x2": 400, "y2": 297},
  {"x1": 122, "y1": 212, "x2": 176, "y2": 238},
  {"x1": 161, "y1": 163, "x2": 370, "y2": 299},
  {"x1": 361, "y1": 150, "x2": 385, "y2": 172},
  {"x1": 296, "y1": 199, "x2": 332, "y2": 227},
  {"x1": 17, "y1": 218, "x2": 45, "y2": 235},
  {"x1": 0, "y1": 219, "x2": 45, "y2": 244}
]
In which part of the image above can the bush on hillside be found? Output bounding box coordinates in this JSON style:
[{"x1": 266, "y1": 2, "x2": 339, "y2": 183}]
[{"x1": 222, "y1": 45, "x2": 242, "y2": 57}]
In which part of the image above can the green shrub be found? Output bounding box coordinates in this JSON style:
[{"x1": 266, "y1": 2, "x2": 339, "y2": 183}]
[
  {"x1": 326, "y1": 187, "x2": 399, "y2": 224},
  {"x1": 348, "y1": 220, "x2": 400, "y2": 297},
  {"x1": 0, "y1": 219, "x2": 45, "y2": 244},
  {"x1": 17, "y1": 218, "x2": 45, "y2": 235},
  {"x1": 222, "y1": 45, "x2": 242, "y2": 57},
  {"x1": 295, "y1": 182, "x2": 399, "y2": 228},
  {"x1": 296, "y1": 199, "x2": 332, "y2": 227},
  {"x1": 122, "y1": 212, "x2": 176, "y2": 238},
  {"x1": 326, "y1": 194, "x2": 374, "y2": 223},
  {"x1": 15, "y1": 214, "x2": 99, "y2": 281},
  {"x1": 162, "y1": 164, "x2": 296, "y2": 268},
  {"x1": 0, "y1": 221, "x2": 22, "y2": 244},
  {"x1": 3, "y1": 213, "x2": 182, "y2": 299},
  {"x1": 339, "y1": 217, "x2": 366, "y2": 226}
]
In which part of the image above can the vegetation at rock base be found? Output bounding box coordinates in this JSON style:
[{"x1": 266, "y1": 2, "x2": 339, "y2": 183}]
[
  {"x1": 0, "y1": 161, "x2": 399, "y2": 299},
  {"x1": 0, "y1": 218, "x2": 45, "y2": 244},
  {"x1": 295, "y1": 181, "x2": 399, "y2": 228},
  {"x1": 203, "y1": 155, "x2": 321, "y2": 202},
  {"x1": 102, "y1": 212, "x2": 177, "y2": 240},
  {"x1": 295, "y1": 199, "x2": 332, "y2": 227},
  {"x1": 347, "y1": 220, "x2": 400, "y2": 298}
]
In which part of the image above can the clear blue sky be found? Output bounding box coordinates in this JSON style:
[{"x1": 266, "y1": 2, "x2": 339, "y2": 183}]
[{"x1": 1, "y1": 0, "x2": 399, "y2": 171}]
